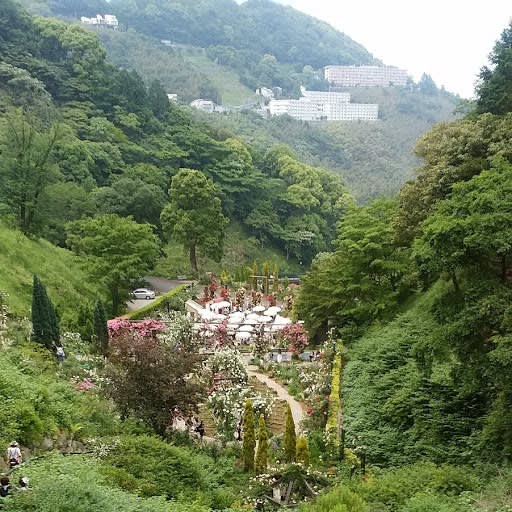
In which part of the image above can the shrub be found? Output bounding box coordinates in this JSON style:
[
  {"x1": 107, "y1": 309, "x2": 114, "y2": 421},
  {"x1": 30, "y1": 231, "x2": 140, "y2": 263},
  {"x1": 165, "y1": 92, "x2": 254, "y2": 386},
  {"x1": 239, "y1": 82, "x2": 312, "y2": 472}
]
[
  {"x1": 255, "y1": 415, "x2": 268, "y2": 474},
  {"x1": 284, "y1": 403, "x2": 296, "y2": 462},
  {"x1": 296, "y1": 436, "x2": 310, "y2": 466},
  {"x1": 243, "y1": 400, "x2": 256, "y2": 471}
]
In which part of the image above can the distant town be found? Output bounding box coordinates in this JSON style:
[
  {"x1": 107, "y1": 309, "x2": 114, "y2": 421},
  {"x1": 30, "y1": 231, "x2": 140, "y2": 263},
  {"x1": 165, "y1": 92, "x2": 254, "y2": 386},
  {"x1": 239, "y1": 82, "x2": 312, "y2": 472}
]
[
  {"x1": 79, "y1": 16, "x2": 406, "y2": 122},
  {"x1": 188, "y1": 65, "x2": 409, "y2": 122}
]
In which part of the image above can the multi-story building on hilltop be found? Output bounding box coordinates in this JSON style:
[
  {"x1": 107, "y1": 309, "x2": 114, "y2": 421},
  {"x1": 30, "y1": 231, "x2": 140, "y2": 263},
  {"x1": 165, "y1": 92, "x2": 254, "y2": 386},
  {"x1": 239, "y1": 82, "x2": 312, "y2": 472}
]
[
  {"x1": 267, "y1": 87, "x2": 378, "y2": 121},
  {"x1": 324, "y1": 65, "x2": 408, "y2": 87}
]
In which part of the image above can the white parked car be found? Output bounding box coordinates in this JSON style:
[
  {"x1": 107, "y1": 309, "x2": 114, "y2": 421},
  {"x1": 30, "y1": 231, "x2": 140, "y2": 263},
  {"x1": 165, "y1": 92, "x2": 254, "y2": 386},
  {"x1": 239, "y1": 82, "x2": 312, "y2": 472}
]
[{"x1": 131, "y1": 288, "x2": 156, "y2": 300}]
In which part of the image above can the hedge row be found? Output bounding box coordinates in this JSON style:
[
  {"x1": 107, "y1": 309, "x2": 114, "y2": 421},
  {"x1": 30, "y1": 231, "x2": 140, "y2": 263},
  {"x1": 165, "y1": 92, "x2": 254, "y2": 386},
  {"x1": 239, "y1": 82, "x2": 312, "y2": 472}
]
[{"x1": 325, "y1": 353, "x2": 342, "y2": 438}]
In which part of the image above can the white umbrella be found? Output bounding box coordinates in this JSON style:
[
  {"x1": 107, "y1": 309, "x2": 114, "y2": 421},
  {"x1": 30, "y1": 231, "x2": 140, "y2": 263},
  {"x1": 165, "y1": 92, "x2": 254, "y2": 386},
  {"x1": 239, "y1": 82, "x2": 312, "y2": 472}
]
[
  {"x1": 273, "y1": 314, "x2": 292, "y2": 325},
  {"x1": 253, "y1": 305, "x2": 266, "y2": 313},
  {"x1": 257, "y1": 315, "x2": 273, "y2": 323},
  {"x1": 239, "y1": 325, "x2": 255, "y2": 332},
  {"x1": 211, "y1": 301, "x2": 231, "y2": 311},
  {"x1": 235, "y1": 331, "x2": 252, "y2": 341},
  {"x1": 244, "y1": 318, "x2": 259, "y2": 325},
  {"x1": 227, "y1": 323, "x2": 240, "y2": 330},
  {"x1": 246, "y1": 313, "x2": 260, "y2": 320},
  {"x1": 265, "y1": 306, "x2": 281, "y2": 316}
]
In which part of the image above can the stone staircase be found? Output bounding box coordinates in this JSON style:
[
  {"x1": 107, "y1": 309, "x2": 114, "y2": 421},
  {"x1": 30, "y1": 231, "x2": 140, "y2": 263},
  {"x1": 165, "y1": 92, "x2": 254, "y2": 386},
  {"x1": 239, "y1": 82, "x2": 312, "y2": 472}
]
[{"x1": 249, "y1": 375, "x2": 288, "y2": 435}]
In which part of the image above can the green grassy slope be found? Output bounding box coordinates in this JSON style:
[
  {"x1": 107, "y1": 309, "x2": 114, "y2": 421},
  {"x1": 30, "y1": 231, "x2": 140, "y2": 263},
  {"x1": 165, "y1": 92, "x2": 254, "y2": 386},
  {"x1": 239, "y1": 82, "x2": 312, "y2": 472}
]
[
  {"x1": 0, "y1": 224, "x2": 102, "y2": 321},
  {"x1": 183, "y1": 54, "x2": 257, "y2": 105}
]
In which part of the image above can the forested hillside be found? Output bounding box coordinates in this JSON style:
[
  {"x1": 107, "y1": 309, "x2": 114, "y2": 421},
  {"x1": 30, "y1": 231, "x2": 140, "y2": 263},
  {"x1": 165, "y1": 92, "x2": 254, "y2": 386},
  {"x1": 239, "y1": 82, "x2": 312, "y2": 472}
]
[
  {"x1": 194, "y1": 83, "x2": 459, "y2": 200},
  {"x1": 0, "y1": 0, "x2": 351, "y2": 315},
  {"x1": 296, "y1": 20, "x2": 512, "y2": 470}
]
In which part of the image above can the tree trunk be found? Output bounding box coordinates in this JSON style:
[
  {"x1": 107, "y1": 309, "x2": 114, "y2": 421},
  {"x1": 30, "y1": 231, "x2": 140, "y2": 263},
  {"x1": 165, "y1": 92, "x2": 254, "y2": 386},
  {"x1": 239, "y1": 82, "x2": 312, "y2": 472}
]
[
  {"x1": 501, "y1": 255, "x2": 508, "y2": 282},
  {"x1": 111, "y1": 284, "x2": 121, "y2": 316},
  {"x1": 451, "y1": 270, "x2": 460, "y2": 293},
  {"x1": 189, "y1": 244, "x2": 198, "y2": 274}
]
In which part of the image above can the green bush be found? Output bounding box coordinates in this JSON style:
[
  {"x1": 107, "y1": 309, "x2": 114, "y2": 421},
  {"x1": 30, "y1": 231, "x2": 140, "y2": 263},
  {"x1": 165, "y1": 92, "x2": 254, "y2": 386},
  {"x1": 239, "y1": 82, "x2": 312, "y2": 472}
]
[
  {"x1": 101, "y1": 435, "x2": 206, "y2": 499},
  {"x1": 2, "y1": 454, "x2": 208, "y2": 512},
  {"x1": 299, "y1": 486, "x2": 365, "y2": 512}
]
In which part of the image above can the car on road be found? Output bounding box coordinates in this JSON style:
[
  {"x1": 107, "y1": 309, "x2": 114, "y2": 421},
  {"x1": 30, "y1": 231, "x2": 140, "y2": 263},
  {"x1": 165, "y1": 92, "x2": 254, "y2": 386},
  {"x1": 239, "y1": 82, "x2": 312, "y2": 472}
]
[{"x1": 131, "y1": 288, "x2": 156, "y2": 300}]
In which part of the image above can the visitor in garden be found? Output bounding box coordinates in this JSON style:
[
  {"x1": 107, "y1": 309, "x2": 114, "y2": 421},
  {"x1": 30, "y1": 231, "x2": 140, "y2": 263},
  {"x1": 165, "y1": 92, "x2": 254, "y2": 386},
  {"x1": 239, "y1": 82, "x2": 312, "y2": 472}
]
[
  {"x1": 55, "y1": 344, "x2": 66, "y2": 364},
  {"x1": 196, "y1": 419, "x2": 205, "y2": 440},
  {"x1": 18, "y1": 476, "x2": 30, "y2": 491},
  {"x1": 6, "y1": 441, "x2": 21, "y2": 468},
  {"x1": 0, "y1": 477, "x2": 11, "y2": 498},
  {"x1": 235, "y1": 419, "x2": 242, "y2": 441}
]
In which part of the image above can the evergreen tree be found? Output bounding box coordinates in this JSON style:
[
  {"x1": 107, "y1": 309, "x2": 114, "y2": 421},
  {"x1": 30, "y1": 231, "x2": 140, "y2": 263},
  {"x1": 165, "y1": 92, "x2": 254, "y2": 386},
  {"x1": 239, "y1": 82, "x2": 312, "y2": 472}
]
[
  {"x1": 93, "y1": 299, "x2": 109, "y2": 356},
  {"x1": 296, "y1": 436, "x2": 310, "y2": 466},
  {"x1": 255, "y1": 415, "x2": 268, "y2": 474},
  {"x1": 31, "y1": 275, "x2": 59, "y2": 348},
  {"x1": 242, "y1": 399, "x2": 255, "y2": 471},
  {"x1": 284, "y1": 403, "x2": 296, "y2": 462}
]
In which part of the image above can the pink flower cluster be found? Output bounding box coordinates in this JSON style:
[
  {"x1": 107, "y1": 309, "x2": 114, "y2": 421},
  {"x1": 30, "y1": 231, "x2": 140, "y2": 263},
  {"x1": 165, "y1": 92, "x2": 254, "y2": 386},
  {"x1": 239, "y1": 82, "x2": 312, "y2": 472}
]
[
  {"x1": 107, "y1": 318, "x2": 166, "y2": 340},
  {"x1": 277, "y1": 323, "x2": 309, "y2": 354},
  {"x1": 74, "y1": 377, "x2": 96, "y2": 392}
]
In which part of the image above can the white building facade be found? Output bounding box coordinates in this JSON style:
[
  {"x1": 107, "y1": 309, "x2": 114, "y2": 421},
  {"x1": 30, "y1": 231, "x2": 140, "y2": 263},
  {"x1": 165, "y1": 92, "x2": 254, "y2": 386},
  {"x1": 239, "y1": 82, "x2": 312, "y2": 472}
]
[
  {"x1": 324, "y1": 65, "x2": 408, "y2": 87},
  {"x1": 268, "y1": 88, "x2": 378, "y2": 121},
  {"x1": 80, "y1": 14, "x2": 119, "y2": 28}
]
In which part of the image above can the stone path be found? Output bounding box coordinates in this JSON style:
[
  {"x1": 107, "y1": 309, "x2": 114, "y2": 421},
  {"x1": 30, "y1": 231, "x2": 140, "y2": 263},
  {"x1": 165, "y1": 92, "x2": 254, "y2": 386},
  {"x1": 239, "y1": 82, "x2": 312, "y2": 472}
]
[{"x1": 246, "y1": 364, "x2": 304, "y2": 433}]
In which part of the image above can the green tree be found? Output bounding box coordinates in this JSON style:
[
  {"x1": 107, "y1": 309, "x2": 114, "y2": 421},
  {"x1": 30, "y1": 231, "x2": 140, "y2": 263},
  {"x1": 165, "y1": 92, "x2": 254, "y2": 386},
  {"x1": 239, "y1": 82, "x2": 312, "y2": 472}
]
[
  {"x1": 66, "y1": 214, "x2": 160, "y2": 315},
  {"x1": 242, "y1": 399, "x2": 255, "y2": 471},
  {"x1": 0, "y1": 111, "x2": 61, "y2": 235},
  {"x1": 284, "y1": 403, "x2": 296, "y2": 462},
  {"x1": 147, "y1": 79, "x2": 170, "y2": 119},
  {"x1": 414, "y1": 158, "x2": 512, "y2": 288},
  {"x1": 31, "y1": 275, "x2": 60, "y2": 348},
  {"x1": 160, "y1": 169, "x2": 228, "y2": 274},
  {"x1": 477, "y1": 21, "x2": 512, "y2": 115},
  {"x1": 255, "y1": 415, "x2": 268, "y2": 474},
  {"x1": 93, "y1": 299, "x2": 109, "y2": 356},
  {"x1": 296, "y1": 436, "x2": 310, "y2": 466},
  {"x1": 296, "y1": 200, "x2": 412, "y2": 341}
]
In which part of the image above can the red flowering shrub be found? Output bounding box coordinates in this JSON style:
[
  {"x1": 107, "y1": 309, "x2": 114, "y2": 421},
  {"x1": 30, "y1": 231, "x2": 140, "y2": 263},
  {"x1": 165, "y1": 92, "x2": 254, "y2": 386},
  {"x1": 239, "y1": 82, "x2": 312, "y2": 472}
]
[
  {"x1": 107, "y1": 318, "x2": 166, "y2": 341},
  {"x1": 276, "y1": 323, "x2": 309, "y2": 354},
  {"x1": 220, "y1": 286, "x2": 231, "y2": 300}
]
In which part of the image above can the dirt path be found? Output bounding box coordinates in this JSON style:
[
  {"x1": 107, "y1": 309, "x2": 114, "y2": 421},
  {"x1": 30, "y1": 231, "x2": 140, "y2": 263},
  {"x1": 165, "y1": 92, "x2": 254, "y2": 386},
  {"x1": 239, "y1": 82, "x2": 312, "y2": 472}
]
[{"x1": 246, "y1": 365, "x2": 304, "y2": 434}]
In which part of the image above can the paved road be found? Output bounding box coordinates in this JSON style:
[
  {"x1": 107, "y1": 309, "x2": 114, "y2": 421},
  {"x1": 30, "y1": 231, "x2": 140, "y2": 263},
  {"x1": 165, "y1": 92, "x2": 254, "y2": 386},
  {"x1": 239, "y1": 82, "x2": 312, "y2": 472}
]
[{"x1": 126, "y1": 276, "x2": 194, "y2": 312}]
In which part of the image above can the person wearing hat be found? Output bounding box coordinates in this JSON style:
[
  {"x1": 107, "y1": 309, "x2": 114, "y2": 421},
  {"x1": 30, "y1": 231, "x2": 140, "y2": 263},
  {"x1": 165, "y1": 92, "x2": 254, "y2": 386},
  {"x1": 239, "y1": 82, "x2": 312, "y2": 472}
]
[
  {"x1": 18, "y1": 476, "x2": 30, "y2": 491},
  {"x1": 6, "y1": 441, "x2": 21, "y2": 469}
]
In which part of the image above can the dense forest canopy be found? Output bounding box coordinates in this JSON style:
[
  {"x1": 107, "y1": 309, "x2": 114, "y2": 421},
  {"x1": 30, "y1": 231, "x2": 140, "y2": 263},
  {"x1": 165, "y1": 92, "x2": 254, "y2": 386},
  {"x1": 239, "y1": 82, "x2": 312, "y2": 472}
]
[{"x1": 296, "y1": 21, "x2": 512, "y2": 467}]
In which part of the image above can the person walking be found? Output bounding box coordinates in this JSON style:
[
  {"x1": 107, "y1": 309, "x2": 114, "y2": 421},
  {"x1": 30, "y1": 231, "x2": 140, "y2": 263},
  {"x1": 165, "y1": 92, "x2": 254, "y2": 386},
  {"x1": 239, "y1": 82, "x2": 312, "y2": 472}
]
[
  {"x1": 6, "y1": 442, "x2": 21, "y2": 469},
  {"x1": 55, "y1": 344, "x2": 66, "y2": 364}
]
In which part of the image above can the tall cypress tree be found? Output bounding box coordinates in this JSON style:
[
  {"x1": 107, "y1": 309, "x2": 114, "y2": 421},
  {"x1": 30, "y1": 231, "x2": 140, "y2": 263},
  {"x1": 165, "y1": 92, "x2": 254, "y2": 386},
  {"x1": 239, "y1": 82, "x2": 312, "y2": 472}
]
[
  {"x1": 32, "y1": 275, "x2": 48, "y2": 346},
  {"x1": 31, "y1": 275, "x2": 59, "y2": 348},
  {"x1": 93, "y1": 299, "x2": 109, "y2": 356},
  {"x1": 255, "y1": 415, "x2": 268, "y2": 474},
  {"x1": 284, "y1": 403, "x2": 296, "y2": 462},
  {"x1": 242, "y1": 399, "x2": 255, "y2": 471}
]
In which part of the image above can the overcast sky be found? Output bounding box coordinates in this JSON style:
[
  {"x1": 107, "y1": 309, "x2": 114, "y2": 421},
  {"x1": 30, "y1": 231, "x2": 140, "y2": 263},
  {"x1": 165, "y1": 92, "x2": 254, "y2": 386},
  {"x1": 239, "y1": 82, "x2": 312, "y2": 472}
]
[{"x1": 266, "y1": 0, "x2": 511, "y2": 98}]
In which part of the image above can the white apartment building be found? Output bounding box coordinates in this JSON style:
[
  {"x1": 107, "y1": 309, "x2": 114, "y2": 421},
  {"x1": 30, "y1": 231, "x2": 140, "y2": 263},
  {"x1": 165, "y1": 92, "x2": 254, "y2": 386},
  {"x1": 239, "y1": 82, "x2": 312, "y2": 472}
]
[
  {"x1": 268, "y1": 88, "x2": 378, "y2": 121},
  {"x1": 323, "y1": 102, "x2": 378, "y2": 121},
  {"x1": 301, "y1": 87, "x2": 350, "y2": 105},
  {"x1": 324, "y1": 65, "x2": 408, "y2": 87},
  {"x1": 80, "y1": 14, "x2": 119, "y2": 28}
]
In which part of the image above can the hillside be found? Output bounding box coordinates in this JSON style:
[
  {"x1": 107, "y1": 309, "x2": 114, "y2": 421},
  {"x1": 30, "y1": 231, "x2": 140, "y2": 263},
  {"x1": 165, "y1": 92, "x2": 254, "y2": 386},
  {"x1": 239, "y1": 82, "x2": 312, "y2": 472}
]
[
  {"x1": 193, "y1": 85, "x2": 459, "y2": 200},
  {"x1": 0, "y1": 223, "x2": 101, "y2": 323}
]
